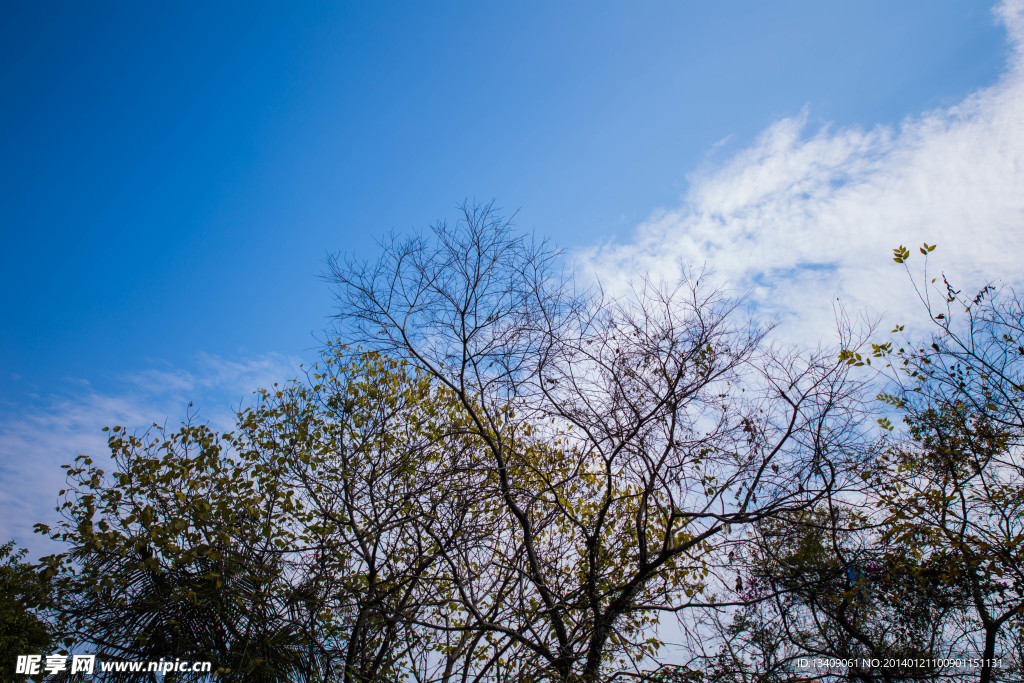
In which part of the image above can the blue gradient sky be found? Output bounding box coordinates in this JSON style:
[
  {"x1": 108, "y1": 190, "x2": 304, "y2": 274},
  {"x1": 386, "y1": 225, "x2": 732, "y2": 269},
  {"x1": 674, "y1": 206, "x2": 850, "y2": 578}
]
[{"x1": 2, "y1": 1, "x2": 1021, "y2": 549}]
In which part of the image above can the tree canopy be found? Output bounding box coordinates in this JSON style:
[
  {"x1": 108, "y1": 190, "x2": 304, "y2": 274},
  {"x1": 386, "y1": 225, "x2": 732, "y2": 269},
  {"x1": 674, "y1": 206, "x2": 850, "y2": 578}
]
[
  {"x1": 714, "y1": 245, "x2": 1024, "y2": 683},
  {"x1": 17, "y1": 210, "x2": 1024, "y2": 683},
  {"x1": 1, "y1": 541, "x2": 55, "y2": 682}
]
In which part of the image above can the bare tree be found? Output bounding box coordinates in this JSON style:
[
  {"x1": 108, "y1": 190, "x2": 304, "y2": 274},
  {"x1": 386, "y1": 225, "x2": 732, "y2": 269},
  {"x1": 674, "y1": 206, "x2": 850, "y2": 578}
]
[{"x1": 328, "y1": 203, "x2": 867, "y2": 682}]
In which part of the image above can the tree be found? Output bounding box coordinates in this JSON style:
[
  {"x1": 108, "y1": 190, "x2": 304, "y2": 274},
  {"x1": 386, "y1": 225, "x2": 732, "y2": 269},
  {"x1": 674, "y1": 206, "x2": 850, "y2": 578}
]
[
  {"x1": 714, "y1": 504, "x2": 969, "y2": 683},
  {"x1": 40, "y1": 416, "x2": 320, "y2": 682},
  {"x1": 866, "y1": 245, "x2": 1024, "y2": 683},
  {"x1": 713, "y1": 244, "x2": 1024, "y2": 683},
  {"x1": 242, "y1": 346, "x2": 488, "y2": 682},
  {"x1": 328, "y1": 203, "x2": 868, "y2": 682},
  {"x1": 39, "y1": 348, "x2": 481, "y2": 683},
  {"x1": 1, "y1": 541, "x2": 56, "y2": 682}
]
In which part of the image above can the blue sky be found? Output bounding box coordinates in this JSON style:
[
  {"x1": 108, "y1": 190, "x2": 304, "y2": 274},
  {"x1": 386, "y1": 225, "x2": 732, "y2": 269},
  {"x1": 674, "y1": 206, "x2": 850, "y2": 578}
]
[{"x1": 2, "y1": 0, "x2": 1022, "y2": 550}]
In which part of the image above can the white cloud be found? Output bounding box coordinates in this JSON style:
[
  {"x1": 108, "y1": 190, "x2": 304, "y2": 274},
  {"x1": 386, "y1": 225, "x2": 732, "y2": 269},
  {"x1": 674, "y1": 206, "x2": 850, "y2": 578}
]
[
  {"x1": 582, "y1": 0, "x2": 1024, "y2": 345},
  {"x1": 0, "y1": 352, "x2": 302, "y2": 556}
]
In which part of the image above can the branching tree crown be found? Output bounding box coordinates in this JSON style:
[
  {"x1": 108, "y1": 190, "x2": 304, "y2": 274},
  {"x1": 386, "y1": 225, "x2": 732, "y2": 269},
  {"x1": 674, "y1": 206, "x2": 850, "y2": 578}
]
[{"x1": 329, "y1": 203, "x2": 867, "y2": 682}]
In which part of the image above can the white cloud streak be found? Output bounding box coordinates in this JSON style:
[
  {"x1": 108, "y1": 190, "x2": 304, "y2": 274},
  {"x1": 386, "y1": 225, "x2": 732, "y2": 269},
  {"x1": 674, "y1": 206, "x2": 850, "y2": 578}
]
[{"x1": 582, "y1": 0, "x2": 1024, "y2": 345}]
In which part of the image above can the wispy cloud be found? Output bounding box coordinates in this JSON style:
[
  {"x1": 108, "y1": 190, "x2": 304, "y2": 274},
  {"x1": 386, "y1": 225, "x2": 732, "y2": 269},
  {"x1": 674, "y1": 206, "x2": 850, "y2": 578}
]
[
  {"x1": 0, "y1": 353, "x2": 302, "y2": 555},
  {"x1": 582, "y1": 0, "x2": 1024, "y2": 344}
]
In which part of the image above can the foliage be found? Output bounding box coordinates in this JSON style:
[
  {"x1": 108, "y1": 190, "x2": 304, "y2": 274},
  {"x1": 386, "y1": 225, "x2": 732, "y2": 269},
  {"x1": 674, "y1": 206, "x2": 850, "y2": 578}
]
[
  {"x1": 242, "y1": 345, "x2": 486, "y2": 682},
  {"x1": 1, "y1": 541, "x2": 55, "y2": 682},
  {"x1": 716, "y1": 244, "x2": 1024, "y2": 683},
  {"x1": 38, "y1": 348, "x2": 481, "y2": 682},
  {"x1": 38, "y1": 415, "x2": 317, "y2": 682},
  {"x1": 720, "y1": 505, "x2": 973, "y2": 683},
  {"x1": 867, "y1": 245, "x2": 1024, "y2": 683}
]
